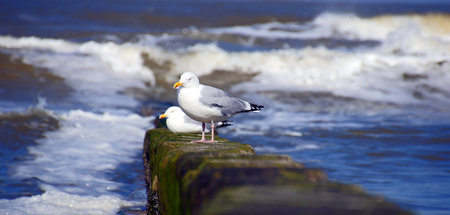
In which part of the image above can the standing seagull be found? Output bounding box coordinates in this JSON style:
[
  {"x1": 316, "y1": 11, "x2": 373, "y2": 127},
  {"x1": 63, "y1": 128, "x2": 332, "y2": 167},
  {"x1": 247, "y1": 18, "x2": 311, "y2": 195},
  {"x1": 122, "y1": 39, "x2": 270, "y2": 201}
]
[{"x1": 173, "y1": 72, "x2": 263, "y2": 143}]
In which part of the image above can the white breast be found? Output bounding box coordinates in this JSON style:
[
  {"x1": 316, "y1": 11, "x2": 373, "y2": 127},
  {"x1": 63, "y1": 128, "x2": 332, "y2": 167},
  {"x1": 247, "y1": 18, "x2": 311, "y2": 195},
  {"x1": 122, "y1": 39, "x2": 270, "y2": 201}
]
[
  {"x1": 166, "y1": 117, "x2": 203, "y2": 133},
  {"x1": 177, "y1": 86, "x2": 226, "y2": 122}
]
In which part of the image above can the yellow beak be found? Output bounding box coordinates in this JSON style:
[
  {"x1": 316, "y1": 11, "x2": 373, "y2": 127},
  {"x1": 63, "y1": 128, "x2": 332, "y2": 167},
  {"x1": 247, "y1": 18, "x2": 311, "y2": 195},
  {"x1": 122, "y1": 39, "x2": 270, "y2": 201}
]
[
  {"x1": 159, "y1": 114, "x2": 168, "y2": 119},
  {"x1": 173, "y1": 81, "x2": 183, "y2": 89}
]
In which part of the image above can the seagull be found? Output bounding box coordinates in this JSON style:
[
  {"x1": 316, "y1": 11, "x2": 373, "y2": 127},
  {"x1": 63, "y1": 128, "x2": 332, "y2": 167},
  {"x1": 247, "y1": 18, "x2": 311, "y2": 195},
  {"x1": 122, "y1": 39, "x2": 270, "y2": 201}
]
[
  {"x1": 159, "y1": 106, "x2": 231, "y2": 133},
  {"x1": 173, "y1": 72, "x2": 263, "y2": 143}
]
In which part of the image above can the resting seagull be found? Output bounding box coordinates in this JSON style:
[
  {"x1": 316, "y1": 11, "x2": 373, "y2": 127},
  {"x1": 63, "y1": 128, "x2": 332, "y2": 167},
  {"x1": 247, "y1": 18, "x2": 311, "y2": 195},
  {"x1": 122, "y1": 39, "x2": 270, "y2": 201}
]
[
  {"x1": 173, "y1": 72, "x2": 263, "y2": 143},
  {"x1": 159, "y1": 106, "x2": 231, "y2": 133}
]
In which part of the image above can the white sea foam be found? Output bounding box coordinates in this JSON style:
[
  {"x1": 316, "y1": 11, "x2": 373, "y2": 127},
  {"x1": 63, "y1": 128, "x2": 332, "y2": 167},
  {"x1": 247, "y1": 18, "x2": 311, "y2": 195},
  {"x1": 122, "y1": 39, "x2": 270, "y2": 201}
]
[
  {"x1": 207, "y1": 21, "x2": 315, "y2": 40},
  {"x1": 16, "y1": 110, "x2": 152, "y2": 193},
  {"x1": 0, "y1": 36, "x2": 157, "y2": 107},
  {"x1": 206, "y1": 13, "x2": 450, "y2": 41},
  {"x1": 4, "y1": 108, "x2": 153, "y2": 215},
  {"x1": 148, "y1": 42, "x2": 449, "y2": 105},
  {"x1": 0, "y1": 105, "x2": 152, "y2": 214},
  {"x1": 0, "y1": 186, "x2": 133, "y2": 215}
]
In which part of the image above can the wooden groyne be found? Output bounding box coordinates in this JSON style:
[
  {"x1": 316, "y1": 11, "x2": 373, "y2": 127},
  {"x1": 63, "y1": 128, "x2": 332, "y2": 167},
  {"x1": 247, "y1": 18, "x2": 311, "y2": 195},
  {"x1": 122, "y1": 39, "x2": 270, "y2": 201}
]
[{"x1": 143, "y1": 128, "x2": 411, "y2": 215}]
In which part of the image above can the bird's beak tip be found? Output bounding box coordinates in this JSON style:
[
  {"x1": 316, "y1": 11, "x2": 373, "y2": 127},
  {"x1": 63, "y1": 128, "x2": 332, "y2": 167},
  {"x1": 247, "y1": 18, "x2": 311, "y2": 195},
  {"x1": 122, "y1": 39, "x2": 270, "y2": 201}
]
[
  {"x1": 159, "y1": 114, "x2": 167, "y2": 119},
  {"x1": 173, "y1": 81, "x2": 183, "y2": 89}
]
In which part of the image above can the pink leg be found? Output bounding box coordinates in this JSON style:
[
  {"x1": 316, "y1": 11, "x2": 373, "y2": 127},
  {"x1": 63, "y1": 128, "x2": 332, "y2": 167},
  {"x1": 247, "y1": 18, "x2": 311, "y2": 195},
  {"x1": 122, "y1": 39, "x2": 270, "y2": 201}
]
[
  {"x1": 204, "y1": 121, "x2": 216, "y2": 143},
  {"x1": 191, "y1": 122, "x2": 206, "y2": 143}
]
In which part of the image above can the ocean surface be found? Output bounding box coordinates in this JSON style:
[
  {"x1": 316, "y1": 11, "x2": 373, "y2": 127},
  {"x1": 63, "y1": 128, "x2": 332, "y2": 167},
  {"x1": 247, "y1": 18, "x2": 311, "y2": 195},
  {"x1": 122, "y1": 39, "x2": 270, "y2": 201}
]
[{"x1": 1, "y1": 0, "x2": 450, "y2": 214}]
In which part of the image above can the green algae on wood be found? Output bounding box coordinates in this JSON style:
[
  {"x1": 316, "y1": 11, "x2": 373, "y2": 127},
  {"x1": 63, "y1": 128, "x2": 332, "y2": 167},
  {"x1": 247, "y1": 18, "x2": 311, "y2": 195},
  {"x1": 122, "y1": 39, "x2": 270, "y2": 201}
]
[
  {"x1": 143, "y1": 128, "x2": 411, "y2": 215},
  {"x1": 200, "y1": 185, "x2": 409, "y2": 215},
  {"x1": 144, "y1": 129, "x2": 254, "y2": 215}
]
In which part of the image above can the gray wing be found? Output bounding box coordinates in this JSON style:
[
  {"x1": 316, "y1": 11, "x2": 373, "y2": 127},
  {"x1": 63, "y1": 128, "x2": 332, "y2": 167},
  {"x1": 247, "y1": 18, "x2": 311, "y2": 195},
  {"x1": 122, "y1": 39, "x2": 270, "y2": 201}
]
[{"x1": 199, "y1": 85, "x2": 249, "y2": 116}]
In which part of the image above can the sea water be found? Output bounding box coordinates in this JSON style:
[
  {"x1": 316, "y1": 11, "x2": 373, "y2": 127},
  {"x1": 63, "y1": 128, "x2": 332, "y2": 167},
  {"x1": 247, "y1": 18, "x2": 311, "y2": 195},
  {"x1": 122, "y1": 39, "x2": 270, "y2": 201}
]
[{"x1": 1, "y1": 1, "x2": 450, "y2": 214}]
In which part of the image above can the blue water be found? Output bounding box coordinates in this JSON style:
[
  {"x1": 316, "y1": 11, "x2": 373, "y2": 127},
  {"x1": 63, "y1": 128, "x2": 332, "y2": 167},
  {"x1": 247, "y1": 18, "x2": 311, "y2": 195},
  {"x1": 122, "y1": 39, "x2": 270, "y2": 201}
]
[
  {"x1": 1, "y1": 1, "x2": 450, "y2": 214},
  {"x1": 227, "y1": 114, "x2": 450, "y2": 212}
]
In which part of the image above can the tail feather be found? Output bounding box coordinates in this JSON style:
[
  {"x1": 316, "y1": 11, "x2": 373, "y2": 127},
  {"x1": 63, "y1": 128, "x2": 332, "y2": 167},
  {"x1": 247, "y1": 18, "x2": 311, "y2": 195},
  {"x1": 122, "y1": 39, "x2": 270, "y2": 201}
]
[
  {"x1": 250, "y1": 103, "x2": 264, "y2": 111},
  {"x1": 238, "y1": 103, "x2": 264, "y2": 113},
  {"x1": 217, "y1": 120, "x2": 233, "y2": 128}
]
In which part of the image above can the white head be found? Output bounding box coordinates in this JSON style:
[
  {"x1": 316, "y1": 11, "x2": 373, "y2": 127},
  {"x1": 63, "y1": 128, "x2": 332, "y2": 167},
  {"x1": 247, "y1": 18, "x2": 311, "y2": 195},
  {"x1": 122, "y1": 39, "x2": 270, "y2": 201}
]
[
  {"x1": 173, "y1": 72, "x2": 200, "y2": 89},
  {"x1": 159, "y1": 106, "x2": 184, "y2": 119}
]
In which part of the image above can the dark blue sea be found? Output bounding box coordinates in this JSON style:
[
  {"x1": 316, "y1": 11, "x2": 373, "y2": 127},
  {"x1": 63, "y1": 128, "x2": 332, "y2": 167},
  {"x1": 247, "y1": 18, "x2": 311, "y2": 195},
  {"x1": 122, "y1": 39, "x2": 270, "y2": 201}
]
[{"x1": 1, "y1": 0, "x2": 450, "y2": 214}]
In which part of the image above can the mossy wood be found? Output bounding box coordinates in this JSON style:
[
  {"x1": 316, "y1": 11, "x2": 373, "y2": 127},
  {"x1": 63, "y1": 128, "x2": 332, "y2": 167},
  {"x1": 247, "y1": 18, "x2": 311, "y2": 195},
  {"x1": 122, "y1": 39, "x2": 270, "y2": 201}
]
[{"x1": 143, "y1": 128, "x2": 411, "y2": 215}]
